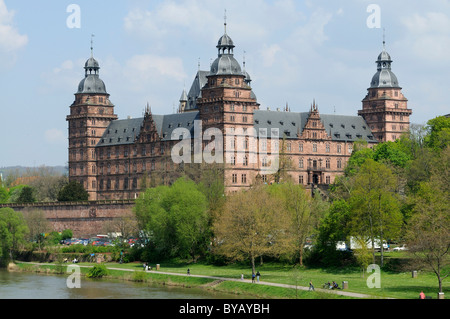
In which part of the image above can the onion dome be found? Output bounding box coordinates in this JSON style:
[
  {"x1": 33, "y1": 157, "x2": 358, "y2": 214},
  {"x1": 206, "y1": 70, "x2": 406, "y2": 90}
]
[
  {"x1": 370, "y1": 42, "x2": 400, "y2": 88},
  {"x1": 209, "y1": 19, "x2": 242, "y2": 76},
  {"x1": 77, "y1": 45, "x2": 108, "y2": 94}
]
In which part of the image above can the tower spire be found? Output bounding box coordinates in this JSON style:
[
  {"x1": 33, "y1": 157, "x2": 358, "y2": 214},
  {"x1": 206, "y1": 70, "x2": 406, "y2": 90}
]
[
  {"x1": 224, "y1": 9, "x2": 227, "y2": 33},
  {"x1": 90, "y1": 34, "x2": 95, "y2": 58}
]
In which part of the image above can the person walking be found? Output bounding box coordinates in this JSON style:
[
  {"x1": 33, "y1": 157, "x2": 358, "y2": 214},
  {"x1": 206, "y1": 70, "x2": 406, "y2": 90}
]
[
  {"x1": 252, "y1": 272, "x2": 256, "y2": 283},
  {"x1": 309, "y1": 280, "x2": 315, "y2": 291},
  {"x1": 187, "y1": 269, "x2": 191, "y2": 276},
  {"x1": 256, "y1": 271, "x2": 261, "y2": 283}
]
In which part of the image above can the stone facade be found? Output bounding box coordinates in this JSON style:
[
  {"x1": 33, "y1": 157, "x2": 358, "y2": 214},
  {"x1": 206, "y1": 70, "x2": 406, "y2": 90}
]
[{"x1": 67, "y1": 26, "x2": 411, "y2": 200}]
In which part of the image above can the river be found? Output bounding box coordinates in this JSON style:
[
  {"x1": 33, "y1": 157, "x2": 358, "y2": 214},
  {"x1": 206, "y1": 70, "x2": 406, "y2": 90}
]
[{"x1": 0, "y1": 269, "x2": 248, "y2": 300}]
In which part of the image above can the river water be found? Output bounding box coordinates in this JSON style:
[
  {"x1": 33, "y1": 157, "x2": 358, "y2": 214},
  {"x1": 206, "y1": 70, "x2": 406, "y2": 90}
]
[{"x1": 0, "y1": 269, "x2": 247, "y2": 300}]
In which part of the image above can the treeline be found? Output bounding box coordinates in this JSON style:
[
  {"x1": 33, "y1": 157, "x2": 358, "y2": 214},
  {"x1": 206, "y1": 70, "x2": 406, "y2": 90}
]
[{"x1": 0, "y1": 166, "x2": 90, "y2": 203}]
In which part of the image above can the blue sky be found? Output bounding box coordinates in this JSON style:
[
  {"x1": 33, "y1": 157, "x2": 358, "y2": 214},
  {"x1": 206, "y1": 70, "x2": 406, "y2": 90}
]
[{"x1": 0, "y1": 0, "x2": 449, "y2": 167}]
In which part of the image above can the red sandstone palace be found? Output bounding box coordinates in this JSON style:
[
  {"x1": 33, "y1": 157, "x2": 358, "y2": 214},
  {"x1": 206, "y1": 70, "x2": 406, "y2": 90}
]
[{"x1": 67, "y1": 25, "x2": 412, "y2": 200}]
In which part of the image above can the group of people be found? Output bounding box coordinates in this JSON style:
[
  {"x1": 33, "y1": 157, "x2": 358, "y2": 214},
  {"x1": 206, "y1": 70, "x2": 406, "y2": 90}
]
[
  {"x1": 142, "y1": 263, "x2": 152, "y2": 271},
  {"x1": 322, "y1": 281, "x2": 341, "y2": 290},
  {"x1": 250, "y1": 271, "x2": 261, "y2": 283},
  {"x1": 62, "y1": 258, "x2": 78, "y2": 264}
]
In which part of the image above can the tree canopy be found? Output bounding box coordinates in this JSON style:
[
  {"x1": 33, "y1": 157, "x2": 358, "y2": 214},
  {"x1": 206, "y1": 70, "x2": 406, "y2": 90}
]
[
  {"x1": 0, "y1": 208, "x2": 29, "y2": 265},
  {"x1": 57, "y1": 181, "x2": 89, "y2": 202},
  {"x1": 134, "y1": 177, "x2": 210, "y2": 260}
]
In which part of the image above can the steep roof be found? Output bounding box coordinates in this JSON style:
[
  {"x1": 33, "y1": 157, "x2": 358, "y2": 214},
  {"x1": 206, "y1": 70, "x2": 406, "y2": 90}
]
[
  {"x1": 97, "y1": 118, "x2": 144, "y2": 147},
  {"x1": 186, "y1": 71, "x2": 209, "y2": 111},
  {"x1": 253, "y1": 110, "x2": 376, "y2": 143},
  {"x1": 97, "y1": 112, "x2": 200, "y2": 147}
]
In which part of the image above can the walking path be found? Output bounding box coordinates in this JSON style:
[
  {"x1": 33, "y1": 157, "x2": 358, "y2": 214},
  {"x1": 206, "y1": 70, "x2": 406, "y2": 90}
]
[{"x1": 21, "y1": 262, "x2": 389, "y2": 299}]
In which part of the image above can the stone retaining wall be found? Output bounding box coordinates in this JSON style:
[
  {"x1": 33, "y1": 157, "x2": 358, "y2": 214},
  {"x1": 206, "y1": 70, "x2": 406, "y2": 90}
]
[{"x1": 0, "y1": 200, "x2": 135, "y2": 237}]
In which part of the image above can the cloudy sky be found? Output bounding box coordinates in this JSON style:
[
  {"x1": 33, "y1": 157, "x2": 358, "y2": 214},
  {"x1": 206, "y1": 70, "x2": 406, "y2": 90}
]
[{"x1": 0, "y1": 0, "x2": 449, "y2": 168}]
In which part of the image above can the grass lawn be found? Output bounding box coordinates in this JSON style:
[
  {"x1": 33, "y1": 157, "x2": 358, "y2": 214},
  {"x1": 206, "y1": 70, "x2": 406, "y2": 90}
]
[
  {"x1": 17, "y1": 250, "x2": 448, "y2": 300},
  {"x1": 97, "y1": 252, "x2": 448, "y2": 300}
]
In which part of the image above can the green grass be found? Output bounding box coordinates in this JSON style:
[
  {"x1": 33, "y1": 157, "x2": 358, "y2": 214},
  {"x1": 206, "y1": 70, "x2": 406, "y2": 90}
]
[
  {"x1": 15, "y1": 251, "x2": 449, "y2": 300},
  {"x1": 98, "y1": 254, "x2": 448, "y2": 300}
]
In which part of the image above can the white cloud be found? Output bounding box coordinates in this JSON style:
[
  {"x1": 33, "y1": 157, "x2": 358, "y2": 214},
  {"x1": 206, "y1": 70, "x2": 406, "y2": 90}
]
[
  {"x1": 39, "y1": 59, "x2": 80, "y2": 95},
  {"x1": 125, "y1": 54, "x2": 187, "y2": 84},
  {"x1": 0, "y1": 0, "x2": 27, "y2": 65},
  {"x1": 400, "y1": 12, "x2": 450, "y2": 64},
  {"x1": 124, "y1": 1, "x2": 216, "y2": 42}
]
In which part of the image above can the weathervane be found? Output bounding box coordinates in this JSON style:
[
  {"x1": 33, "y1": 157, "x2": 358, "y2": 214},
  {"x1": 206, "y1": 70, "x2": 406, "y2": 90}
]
[
  {"x1": 224, "y1": 9, "x2": 227, "y2": 33},
  {"x1": 91, "y1": 34, "x2": 95, "y2": 57}
]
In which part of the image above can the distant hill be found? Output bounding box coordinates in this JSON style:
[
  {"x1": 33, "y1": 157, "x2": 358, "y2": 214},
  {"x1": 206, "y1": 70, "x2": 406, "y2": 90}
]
[{"x1": 0, "y1": 166, "x2": 68, "y2": 179}]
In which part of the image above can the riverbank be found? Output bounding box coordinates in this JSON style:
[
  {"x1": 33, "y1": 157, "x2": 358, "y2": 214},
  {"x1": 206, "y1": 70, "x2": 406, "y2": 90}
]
[
  {"x1": 9, "y1": 259, "x2": 447, "y2": 299},
  {"x1": 11, "y1": 262, "x2": 375, "y2": 299}
]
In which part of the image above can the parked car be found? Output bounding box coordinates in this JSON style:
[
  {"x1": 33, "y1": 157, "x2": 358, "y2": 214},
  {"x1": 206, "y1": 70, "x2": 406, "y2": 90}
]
[{"x1": 393, "y1": 245, "x2": 408, "y2": 252}]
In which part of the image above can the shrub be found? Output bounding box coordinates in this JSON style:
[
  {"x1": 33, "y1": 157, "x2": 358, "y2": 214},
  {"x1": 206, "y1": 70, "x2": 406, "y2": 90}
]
[
  {"x1": 87, "y1": 264, "x2": 108, "y2": 278},
  {"x1": 132, "y1": 271, "x2": 147, "y2": 282}
]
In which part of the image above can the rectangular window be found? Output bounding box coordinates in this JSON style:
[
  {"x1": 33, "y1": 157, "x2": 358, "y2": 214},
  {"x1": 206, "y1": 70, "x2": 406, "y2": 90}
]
[
  {"x1": 241, "y1": 174, "x2": 247, "y2": 184},
  {"x1": 232, "y1": 174, "x2": 238, "y2": 184},
  {"x1": 261, "y1": 141, "x2": 267, "y2": 152},
  {"x1": 299, "y1": 175, "x2": 304, "y2": 185}
]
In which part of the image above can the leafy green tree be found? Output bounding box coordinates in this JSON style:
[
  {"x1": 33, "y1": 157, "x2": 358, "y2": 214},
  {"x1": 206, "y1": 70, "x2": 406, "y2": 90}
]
[
  {"x1": 0, "y1": 187, "x2": 9, "y2": 204},
  {"x1": 0, "y1": 208, "x2": 29, "y2": 265},
  {"x1": 424, "y1": 116, "x2": 450, "y2": 150},
  {"x1": 269, "y1": 182, "x2": 327, "y2": 266},
  {"x1": 345, "y1": 147, "x2": 374, "y2": 176},
  {"x1": 373, "y1": 141, "x2": 411, "y2": 168},
  {"x1": 57, "y1": 181, "x2": 89, "y2": 202},
  {"x1": 406, "y1": 154, "x2": 449, "y2": 294},
  {"x1": 348, "y1": 159, "x2": 403, "y2": 266},
  {"x1": 61, "y1": 229, "x2": 73, "y2": 240},
  {"x1": 134, "y1": 177, "x2": 209, "y2": 260}
]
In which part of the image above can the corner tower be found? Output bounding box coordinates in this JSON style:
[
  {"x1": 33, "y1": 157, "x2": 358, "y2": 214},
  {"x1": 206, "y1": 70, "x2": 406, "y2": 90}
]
[
  {"x1": 67, "y1": 47, "x2": 118, "y2": 200},
  {"x1": 197, "y1": 20, "x2": 259, "y2": 131},
  {"x1": 196, "y1": 19, "x2": 260, "y2": 191},
  {"x1": 359, "y1": 41, "x2": 412, "y2": 142}
]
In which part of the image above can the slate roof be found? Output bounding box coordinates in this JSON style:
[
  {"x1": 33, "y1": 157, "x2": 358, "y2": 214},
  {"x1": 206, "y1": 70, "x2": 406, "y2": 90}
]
[
  {"x1": 97, "y1": 118, "x2": 144, "y2": 147},
  {"x1": 97, "y1": 109, "x2": 375, "y2": 148},
  {"x1": 97, "y1": 112, "x2": 201, "y2": 147},
  {"x1": 186, "y1": 71, "x2": 209, "y2": 111},
  {"x1": 253, "y1": 110, "x2": 376, "y2": 143}
]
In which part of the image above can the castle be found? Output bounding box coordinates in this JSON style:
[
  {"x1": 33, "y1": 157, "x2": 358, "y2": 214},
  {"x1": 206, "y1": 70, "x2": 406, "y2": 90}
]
[{"x1": 67, "y1": 24, "x2": 412, "y2": 200}]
